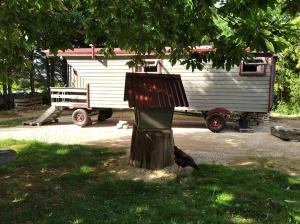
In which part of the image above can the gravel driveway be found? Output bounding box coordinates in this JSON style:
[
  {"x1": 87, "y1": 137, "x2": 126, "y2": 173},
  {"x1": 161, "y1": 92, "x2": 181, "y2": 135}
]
[{"x1": 0, "y1": 116, "x2": 299, "y2": 164}]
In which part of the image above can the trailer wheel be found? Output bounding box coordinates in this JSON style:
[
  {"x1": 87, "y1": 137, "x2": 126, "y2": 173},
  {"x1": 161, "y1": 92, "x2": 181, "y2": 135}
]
[
  {"x1": 206, "y1": 114, "x2": 226, "y2": 132},
  {"x1": 98, "y1": 109, "x2": 113, "y2": 122},
  {"x1": 72, "y1": 109, "x2": 91, "y2": 127}
]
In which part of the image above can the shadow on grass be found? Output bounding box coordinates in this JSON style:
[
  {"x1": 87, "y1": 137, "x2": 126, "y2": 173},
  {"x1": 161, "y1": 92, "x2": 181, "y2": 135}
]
[
  {"x1": 0, "y1": 139, "x2": 299, "y2": 224},
  {"x1": 0, "y1": 117, "x2": 36, "y2": 128}
]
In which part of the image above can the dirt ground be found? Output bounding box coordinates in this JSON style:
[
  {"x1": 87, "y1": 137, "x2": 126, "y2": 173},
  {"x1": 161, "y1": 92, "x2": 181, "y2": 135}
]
[{"x1": 0, "y1": 109, "x2": 299, "y2": 180}]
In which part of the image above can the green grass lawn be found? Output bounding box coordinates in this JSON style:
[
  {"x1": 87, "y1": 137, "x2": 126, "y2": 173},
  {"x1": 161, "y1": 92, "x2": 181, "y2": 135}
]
[
  {"x1": 0, "y1": 117, "x2": 36, "y2": 127},
  {"x1": 0, "y1": 139, "x2": 299, "y2": 224}
]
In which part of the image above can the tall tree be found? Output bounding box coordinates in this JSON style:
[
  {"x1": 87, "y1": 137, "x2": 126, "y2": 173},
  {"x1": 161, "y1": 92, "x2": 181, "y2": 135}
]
[
  {"x1": 274, "y1": 16, "x2": 300, "y2": 114},
  {"x1": 0, "y1": 0, "x2": 83, "y2": 108},
  {"x1": 85, "y1": 0, "x2": 299, "y2": 70}
]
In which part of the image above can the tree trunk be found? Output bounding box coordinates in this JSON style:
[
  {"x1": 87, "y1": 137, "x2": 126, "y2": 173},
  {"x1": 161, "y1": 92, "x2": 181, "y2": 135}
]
[
  {"x1": 129, "y1": 125, "x2": 174, "y2": 170},
  {"x1": 45, "y1": 57, "x2": 51, "y2": 104},
  {"x1": 50, "y1": 57, "x2": 55, "y2": 87},
  {"x1": 29, "y1": 69, "x2": 35, "y2": 94},
  {"x1": 29, "y1": 49, "x2": 35, "y2": 95},
  {"x1": 7, "y1": 80, "x2": 13, "y2": 109},
  {"x1": 62, "y1": 57, "x2": 68, "y2": 86},
  {"x1": 2, "y1": 83, "x2": 8, "y2": 110},
  {"x1": 2, "y1": 83, "x2": 7, "y2": 96}
]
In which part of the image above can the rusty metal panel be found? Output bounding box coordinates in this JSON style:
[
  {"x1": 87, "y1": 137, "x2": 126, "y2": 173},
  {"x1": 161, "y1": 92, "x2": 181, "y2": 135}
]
[{"x1": 124, "y1": 72, "x2": 189, "y2": 108}]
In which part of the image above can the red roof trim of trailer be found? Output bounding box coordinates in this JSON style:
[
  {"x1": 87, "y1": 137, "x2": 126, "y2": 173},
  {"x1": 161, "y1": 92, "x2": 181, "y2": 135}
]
[
  {"x1": 44, "y1": 47, "x2": 272, "y2": 59},
  {"x1": 44, "y1": 47, "x2": 218, "y2": 56}
]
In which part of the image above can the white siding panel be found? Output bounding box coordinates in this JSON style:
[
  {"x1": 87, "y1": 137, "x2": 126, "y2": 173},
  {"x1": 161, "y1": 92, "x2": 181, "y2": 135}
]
[
  {"x1": 90, "y1": 101, "x2": 128, "y2": 109},
  {"x1": 188, "y1": 96, "x2": 268, "y2": 101},
  {"x1": 66, "y1": 58, "x2": 272, "y2": 113},
  {"x1": 162, "y1": 59, "x2": 271, "y2": 113},
  {"x1": 67, "y1": 59, "x2": 130, "y2": 108}
]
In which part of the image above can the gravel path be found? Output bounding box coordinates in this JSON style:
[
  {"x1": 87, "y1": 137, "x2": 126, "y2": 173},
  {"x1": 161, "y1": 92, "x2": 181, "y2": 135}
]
[{"x1": 0, "y1": 117, "x2": 299, "y2": 164}]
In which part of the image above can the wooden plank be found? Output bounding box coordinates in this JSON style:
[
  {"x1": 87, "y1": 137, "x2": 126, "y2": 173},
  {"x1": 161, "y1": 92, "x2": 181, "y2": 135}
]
[
  {"x1": 51, "y1": 94, "x2": 87, "y2": 100},
  {"x1": 89, "y1": 93, "x2": 123, "y2": 97},
  {"x1": 80, "y1": 77, "x2": 126, "y2": 81},
  {"x1": 185, "y1": 88, "x2": 269, "y2": 93},
  {"x1": 80, "y1": 81, "x2": 126, "y2": 84},
  {"x1": 89, "y1": 85, "x2": 124, "y2": 90},
  {"x1": 185, "y1": 91, "x2": 269, "y2": 96},
  {"x1": 186, "y1": 96, "x2": 269, "y2": 101},
  {"x1": 88, "y1": 80, "x2": 125, "y2": 84},
  {"x1": 89, "y1": 104, "x2": 129, "y2": 109},
  {"x1": 50, "y1": 87, "x2": 87, "y2": 92},
  {"x1": 51, "y1": 102, "x2": 88, "y2": 107},
  {"x1": 187, "y1": 99, "x2": 268, "y2": 105},
  {"x1": 183, "y1": 80, "x2": 269, "y2": 85},
  {"x1": 14, "y1": 99, "x2": 43, "y2": 104},
  {"x1": 180, "y1": 83, "x2": 269, "y2": 89},
  {"x1": 187, "y1": 104, "x2": 268, "y2": 110},
  {"x1": 88, "y1": 92, "x2": 125, "y2": 96},
  {"x1": 181, "y1": 76, "x2": 270, "y2": 81}
]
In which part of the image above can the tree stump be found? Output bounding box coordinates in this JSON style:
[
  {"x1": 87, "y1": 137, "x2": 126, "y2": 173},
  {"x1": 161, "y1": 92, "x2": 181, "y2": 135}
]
[{"x1": 129, "y1": 125, "x2": 174, "y2": 170}]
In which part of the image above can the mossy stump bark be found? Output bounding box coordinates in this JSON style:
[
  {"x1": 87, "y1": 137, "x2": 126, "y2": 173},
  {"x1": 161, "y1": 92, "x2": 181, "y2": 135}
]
[{"x1": 129, "y1": 125, "x2": 174, "y2": 170}]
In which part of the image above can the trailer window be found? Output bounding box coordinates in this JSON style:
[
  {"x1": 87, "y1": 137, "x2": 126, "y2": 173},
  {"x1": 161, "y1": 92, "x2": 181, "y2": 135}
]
[
  {"x1": 135, "y1": 60, "x2": 160, "y2": 73},
  {"x1": 240, "y1": 58, "x2": 267, "y2": 76}
]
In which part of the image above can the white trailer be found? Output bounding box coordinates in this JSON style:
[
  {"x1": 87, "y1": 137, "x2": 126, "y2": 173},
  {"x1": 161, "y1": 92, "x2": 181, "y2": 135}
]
[{"x1": 37, "y1": 47, "x2": 276, "y2": 132}]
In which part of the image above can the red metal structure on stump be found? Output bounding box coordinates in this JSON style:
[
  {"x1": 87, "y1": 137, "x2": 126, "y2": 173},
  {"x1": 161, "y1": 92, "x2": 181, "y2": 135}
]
[
  {"x1": 124, "y1": 72, "x2": 189, "y2": 169},
  {"x1": 124, "y1": 72, "x2": 189, "y2": 109}
]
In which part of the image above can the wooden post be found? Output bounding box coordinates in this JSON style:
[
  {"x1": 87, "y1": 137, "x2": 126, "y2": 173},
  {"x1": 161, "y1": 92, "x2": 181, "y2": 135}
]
[{"x1": 129, "y1": 125, "x2": 174, "y2": 170}]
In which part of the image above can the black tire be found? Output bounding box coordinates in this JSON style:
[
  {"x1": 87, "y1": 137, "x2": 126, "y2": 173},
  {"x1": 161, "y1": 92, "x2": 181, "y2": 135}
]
[
  {"x1": 72, "y1": 109, "x2": 90, "y2": 127},
  {"x1": 98, "y1": 109, "x2": 113, "y2": 122},
  {"x1": 206, "y1": 114, "x2": 226, "y2": 132}
]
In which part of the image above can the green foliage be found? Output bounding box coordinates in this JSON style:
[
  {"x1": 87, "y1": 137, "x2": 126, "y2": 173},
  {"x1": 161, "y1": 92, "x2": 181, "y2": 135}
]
[
  {"x1": 1, "y1": 0, "x2": 299, "y2": 82},
  {"x1": 0, "y1": 0, "x2": 300, "y2": 107},
  {"x1": 86, "y1": 0, "x2": 299, "y2": 69},
  {"x1": 0, "y1": 1, "x2": 83, "y2": 85},
  {"x1": 275, "y1": 101, "x2": 300, "y2": 115},
  {"x1": 274, "y1": 16, "x2": 300, "y2": 115},
  {"x1": 0, "y1": 139, "x2": 299, "y2": 223}
]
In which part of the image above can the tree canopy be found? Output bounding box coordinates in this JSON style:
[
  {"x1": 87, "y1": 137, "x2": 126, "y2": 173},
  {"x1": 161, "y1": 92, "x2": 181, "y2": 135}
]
[
  {"x1": 86, "y1": 0, "x2": 299, "y2": 70},
  {"x1": 0, "y1": 0, "x2": 299, "y2": 78},
  {"x1": 274, "y1": 16, "x2": 300, "y2": 114}
]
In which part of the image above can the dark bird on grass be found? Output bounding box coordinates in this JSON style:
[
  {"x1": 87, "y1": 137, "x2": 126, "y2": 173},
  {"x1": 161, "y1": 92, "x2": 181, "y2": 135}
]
[{"x1": 174, "y1": 146, "x2": 199, "y2": 170}]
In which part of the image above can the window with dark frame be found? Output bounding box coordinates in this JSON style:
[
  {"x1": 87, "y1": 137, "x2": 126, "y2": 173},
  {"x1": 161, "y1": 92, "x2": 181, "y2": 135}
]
[
  {"x1": 135, "y1": 60, "x2": 160, "y2": 73},
  {"x1": 240, "y1": 58, "x2": 267, "y2": 76}
]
